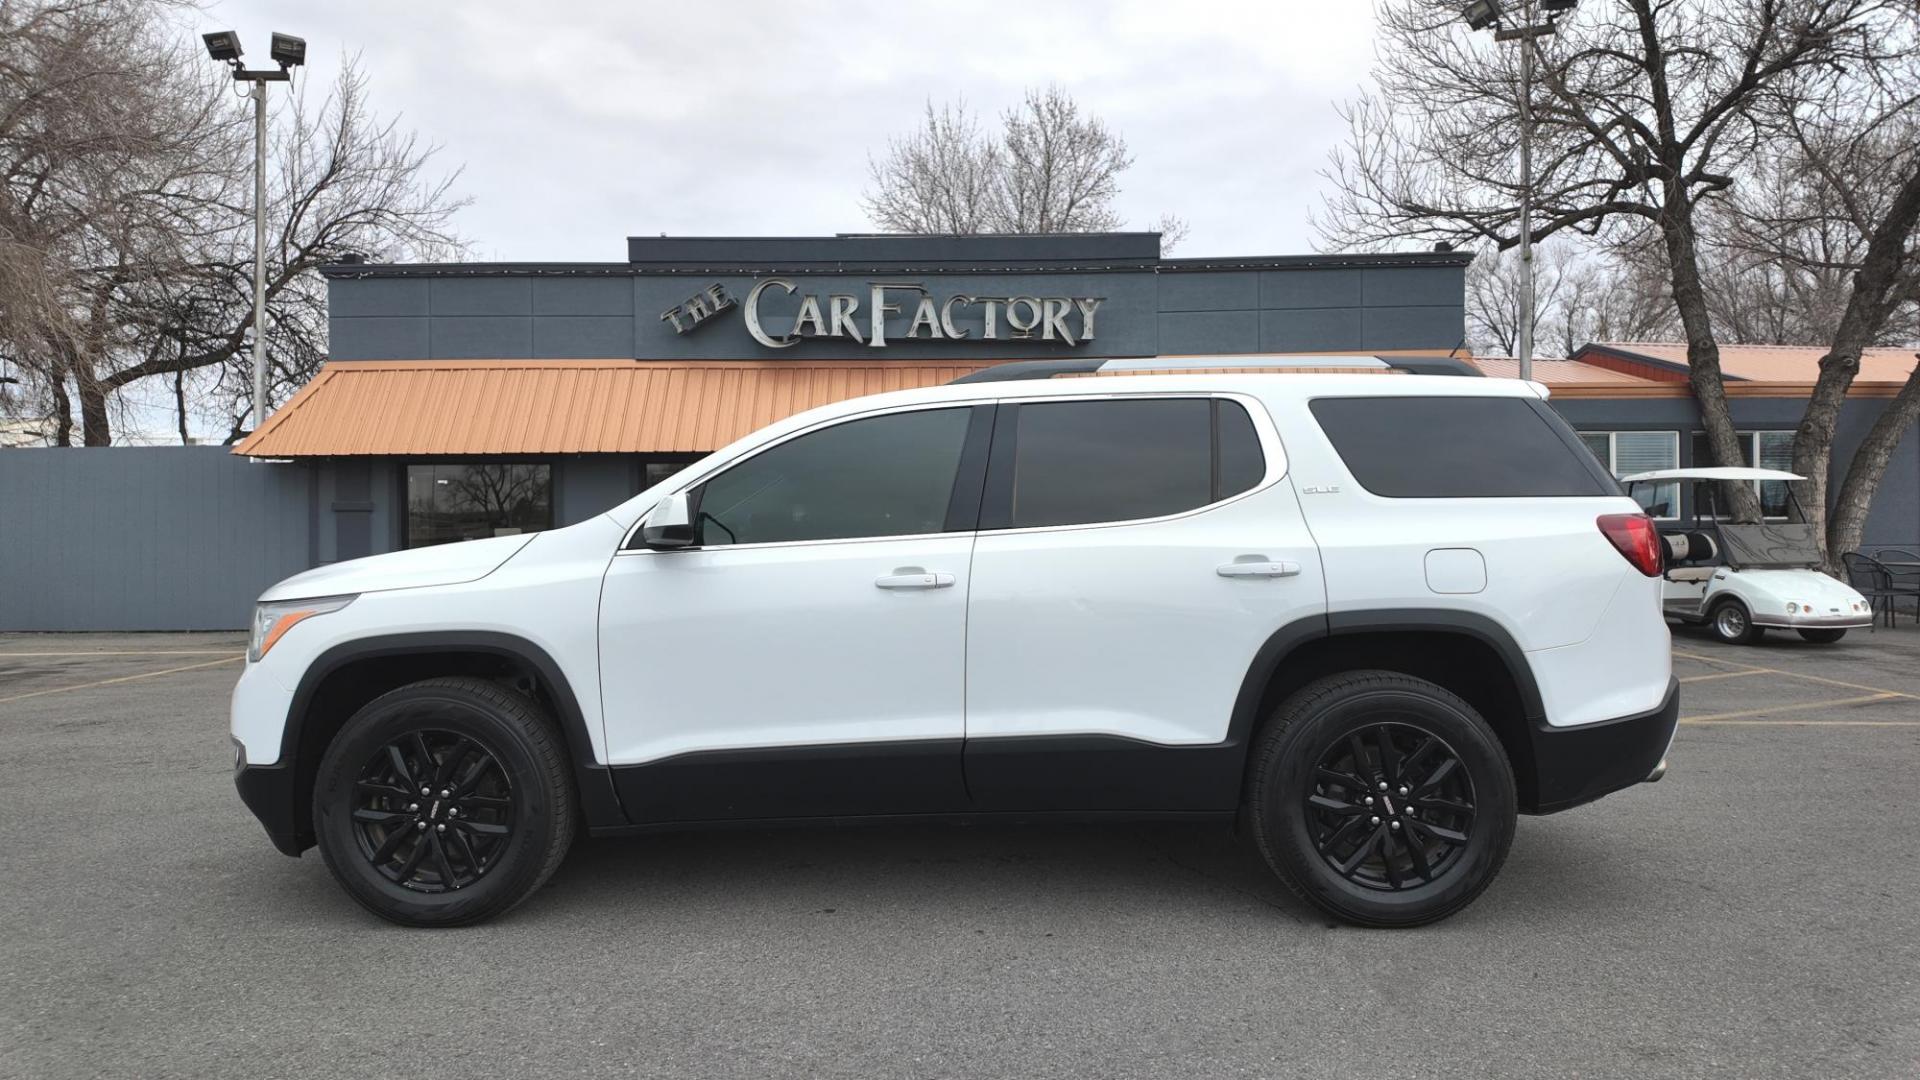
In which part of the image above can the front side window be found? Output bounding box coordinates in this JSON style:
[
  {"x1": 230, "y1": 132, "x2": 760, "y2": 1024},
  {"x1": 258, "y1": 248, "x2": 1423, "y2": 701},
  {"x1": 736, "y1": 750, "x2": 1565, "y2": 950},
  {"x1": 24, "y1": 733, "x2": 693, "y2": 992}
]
[
  {"x1": 1000, "y1": 397, "x2": 1266, "y2": 529},
  {"x1": 406, "y1": 463, "x2": 552, "y2": 547},
  {"x1": 1579, "y1": 431, "x2": 1680, "y2": 518},
  {"x1": 695, "y1": 407, "x2": 973, "y2": 546}
]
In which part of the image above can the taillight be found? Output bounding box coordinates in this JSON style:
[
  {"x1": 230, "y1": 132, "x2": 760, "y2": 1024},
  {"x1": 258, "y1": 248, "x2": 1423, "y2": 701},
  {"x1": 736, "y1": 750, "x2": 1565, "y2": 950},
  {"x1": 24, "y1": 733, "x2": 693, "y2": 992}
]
[{"x1": 1597, "y1": 513, "x2": 1663, "y2": 577}]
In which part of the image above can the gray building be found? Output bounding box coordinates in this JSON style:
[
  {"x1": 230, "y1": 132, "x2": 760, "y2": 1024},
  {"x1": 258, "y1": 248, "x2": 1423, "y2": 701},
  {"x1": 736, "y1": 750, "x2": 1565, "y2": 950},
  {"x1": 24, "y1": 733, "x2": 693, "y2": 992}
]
[{"x1": 2, "y1": 232, "x2": 1914, "y2": 631}]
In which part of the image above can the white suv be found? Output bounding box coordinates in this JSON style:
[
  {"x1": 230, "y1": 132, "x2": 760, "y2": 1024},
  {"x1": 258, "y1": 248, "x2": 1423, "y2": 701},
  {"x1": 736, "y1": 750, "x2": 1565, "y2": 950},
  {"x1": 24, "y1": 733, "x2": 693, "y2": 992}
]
[{"x1": 232, "y1": 360, "x2": 1678, "y2": 928}]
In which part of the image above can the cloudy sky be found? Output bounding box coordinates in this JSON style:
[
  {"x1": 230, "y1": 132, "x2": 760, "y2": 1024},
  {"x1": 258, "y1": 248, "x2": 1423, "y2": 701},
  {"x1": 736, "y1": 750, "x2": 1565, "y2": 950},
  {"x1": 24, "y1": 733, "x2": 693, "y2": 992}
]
[{"x1": 200, "y1": 0, "x2": 1381, "y2": 261}]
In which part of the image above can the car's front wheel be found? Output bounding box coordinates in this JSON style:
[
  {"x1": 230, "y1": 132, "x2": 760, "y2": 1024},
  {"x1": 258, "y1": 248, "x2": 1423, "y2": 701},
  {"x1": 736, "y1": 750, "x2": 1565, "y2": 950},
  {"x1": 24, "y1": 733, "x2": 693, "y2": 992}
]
[
  {"x1": 312, "y1": 677, "x2": 575, "y2": 927},
  {"x1": 1245, "y1": 671, "x2": 1517, "y2": 928},
  {"x1": 1709, "y1": 599, "x2": 1763, "y2": 644},
  {"x1": 1797, "y1": 628, "x2": 1848, "y2": 644}
]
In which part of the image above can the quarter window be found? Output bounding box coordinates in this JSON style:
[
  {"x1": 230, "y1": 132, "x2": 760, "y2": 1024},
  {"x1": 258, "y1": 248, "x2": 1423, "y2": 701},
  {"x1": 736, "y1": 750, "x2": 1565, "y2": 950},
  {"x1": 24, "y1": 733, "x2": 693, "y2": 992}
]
[
  {"x1": 694, "y1": 408, "x2": 973, "y2": 546},
  {"x1": 405, "y1": 463, "x2": 553, "y2": 548},
  {"x1": 1309, "y1": 397, "x2": 1612, "y2": 498},
  {"x1": 998, "y1": 397, "x2": 1266, "y2": 529}
]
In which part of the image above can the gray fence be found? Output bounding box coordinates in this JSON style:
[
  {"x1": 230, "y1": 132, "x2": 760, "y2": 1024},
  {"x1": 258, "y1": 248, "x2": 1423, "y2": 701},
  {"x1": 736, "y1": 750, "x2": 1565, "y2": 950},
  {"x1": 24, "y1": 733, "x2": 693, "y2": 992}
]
[{"x1": 0, "y1": 447, "x2": 312, "y2": 631}]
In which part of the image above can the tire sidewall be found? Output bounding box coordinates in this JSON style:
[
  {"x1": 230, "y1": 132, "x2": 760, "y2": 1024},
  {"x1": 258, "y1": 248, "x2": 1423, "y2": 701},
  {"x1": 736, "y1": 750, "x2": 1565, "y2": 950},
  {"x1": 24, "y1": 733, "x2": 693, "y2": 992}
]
[
  {"x1": 1259, "y1": 684, "x2": 1516, "y2": 927},
  {"x1": 1710, "y1": 598, "x2": 1755, "y2": 644},
  {"x1": 313, "y1": 684, "x2": 565, "y2": 926}
]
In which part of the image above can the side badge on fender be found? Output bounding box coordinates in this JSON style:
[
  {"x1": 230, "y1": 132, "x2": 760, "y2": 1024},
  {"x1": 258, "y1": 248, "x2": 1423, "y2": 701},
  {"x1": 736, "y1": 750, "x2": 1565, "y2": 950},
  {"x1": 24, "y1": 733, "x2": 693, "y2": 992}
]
[{"x1": 1300, "y1": 485, "x2": 1341, "y2": 495}]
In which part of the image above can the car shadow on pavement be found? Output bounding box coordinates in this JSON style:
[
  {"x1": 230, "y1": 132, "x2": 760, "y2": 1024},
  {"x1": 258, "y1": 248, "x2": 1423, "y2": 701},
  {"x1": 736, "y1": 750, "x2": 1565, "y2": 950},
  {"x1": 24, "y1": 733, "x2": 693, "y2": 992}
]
[{"x1": 258, "y1": 815, "x2": 1662, "y2": 932}]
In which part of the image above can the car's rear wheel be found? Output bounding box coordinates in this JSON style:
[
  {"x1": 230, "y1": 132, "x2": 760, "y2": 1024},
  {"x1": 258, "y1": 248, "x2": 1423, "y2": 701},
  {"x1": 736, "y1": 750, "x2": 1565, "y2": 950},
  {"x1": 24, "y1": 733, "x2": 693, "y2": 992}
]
[
  {"x1": 1246, "y1": 671, "x2": 1516, "y2": 928},
  {"x1": 312, "y1": 677, "x2": 575, "y2": 927},
  {"x1": 1797, "y1": 628, "x2": 1848, "y2": 644},
  {"x1": 1709, "y1": 599, "x2": 1762, "y2": 644}
]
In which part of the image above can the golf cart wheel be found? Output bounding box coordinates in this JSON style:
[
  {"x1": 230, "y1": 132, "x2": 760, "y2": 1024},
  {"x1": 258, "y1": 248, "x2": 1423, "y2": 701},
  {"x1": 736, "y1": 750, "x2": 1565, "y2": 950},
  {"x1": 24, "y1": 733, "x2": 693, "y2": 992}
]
[
  {"x1": 1797, "y1": 628, "x2": 1847, "y2": 644},
  {"x1": 1709, "y1": 599, "x2": 1762, "y2": 645}
]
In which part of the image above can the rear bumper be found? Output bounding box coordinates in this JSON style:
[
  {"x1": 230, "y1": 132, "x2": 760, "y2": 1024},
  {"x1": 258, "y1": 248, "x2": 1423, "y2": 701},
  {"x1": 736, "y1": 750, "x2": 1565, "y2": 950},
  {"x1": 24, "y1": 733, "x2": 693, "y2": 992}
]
[
  {"x1": 235, "y1": 762, "x2": 310, "y2": 856},
  {"x1": 1526, "y1": 677, "x2": 1679, "y2": 814}
]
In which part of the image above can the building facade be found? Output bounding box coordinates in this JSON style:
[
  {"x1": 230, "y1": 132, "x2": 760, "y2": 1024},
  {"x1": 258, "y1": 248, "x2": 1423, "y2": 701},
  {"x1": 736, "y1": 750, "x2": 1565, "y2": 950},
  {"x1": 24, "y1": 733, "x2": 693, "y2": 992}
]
[
  {"x1": 3, "y1": 232, "x2": 1915, "y2": 631},
  {"x1": 235, "y1": 232, "x2": 1476, "y2": 565}
]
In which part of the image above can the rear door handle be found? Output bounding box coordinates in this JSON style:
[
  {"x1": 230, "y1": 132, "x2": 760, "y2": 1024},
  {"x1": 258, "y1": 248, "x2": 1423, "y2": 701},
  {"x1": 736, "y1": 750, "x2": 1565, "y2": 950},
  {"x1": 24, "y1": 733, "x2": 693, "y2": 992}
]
[
  {"x1": 1217, "y1": 559, "x2": 1301, "y2": 579},
  {"x1": 875, "y1": 568, "x2": 955, "y2": 590}
]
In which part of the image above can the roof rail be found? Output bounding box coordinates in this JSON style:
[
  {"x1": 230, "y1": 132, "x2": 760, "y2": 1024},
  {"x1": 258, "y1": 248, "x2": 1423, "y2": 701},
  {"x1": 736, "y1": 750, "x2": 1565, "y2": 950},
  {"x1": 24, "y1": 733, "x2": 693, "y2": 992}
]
[{"x1": 947, "y1": 355, "x2": 1483, "y2": 384}]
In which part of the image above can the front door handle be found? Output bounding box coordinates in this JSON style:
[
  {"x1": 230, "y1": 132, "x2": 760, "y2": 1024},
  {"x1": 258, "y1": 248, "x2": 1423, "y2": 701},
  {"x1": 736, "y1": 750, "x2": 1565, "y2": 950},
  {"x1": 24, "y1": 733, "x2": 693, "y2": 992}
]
[
  {"x1": 1217, "y1": 559, "x2": 1301, "y2": 579},
  {"x1": 876, "y1": 568, "x2": 956, "y2": 590}
]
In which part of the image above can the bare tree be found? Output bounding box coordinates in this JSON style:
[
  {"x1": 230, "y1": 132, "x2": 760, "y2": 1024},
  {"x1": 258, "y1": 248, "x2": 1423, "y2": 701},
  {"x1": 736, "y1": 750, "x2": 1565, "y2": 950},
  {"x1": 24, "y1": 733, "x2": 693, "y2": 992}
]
[
  {"x1": 0, "y1": 0, "x2": 464, "y2": 446},
  {"x1": 862, "y1": 100, "x2": 1001, "y2": 234},
  {"x1": 1319, "y1": 0, "x2": 1920, "y2": 550},
  {"x1": 1467, "y1": 238, "x2": 1676, "y2": 358},
  {"x1": 863, "y1": 86, "x2": 1187, "y2": 249}
]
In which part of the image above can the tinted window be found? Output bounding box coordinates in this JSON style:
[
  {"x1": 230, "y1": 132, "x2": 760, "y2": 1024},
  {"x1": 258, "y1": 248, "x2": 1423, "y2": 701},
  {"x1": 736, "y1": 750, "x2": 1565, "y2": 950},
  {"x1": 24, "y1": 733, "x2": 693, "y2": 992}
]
[
  {"x1": 406, "y1": 463, "x2": 552, "y2": 548},
  {"x1": 1308, "y1": 397, "x2": 1611, "y2": 498},
  {"x1": 695, "y1": 408, "x2": 971, "y2": 546},
  {"x1": 1007, "y1": 399, "x2": 1213, "y2": 528},
  {"x1": 1216, "y1": 399, "x2": 1266, "y2": 499}
]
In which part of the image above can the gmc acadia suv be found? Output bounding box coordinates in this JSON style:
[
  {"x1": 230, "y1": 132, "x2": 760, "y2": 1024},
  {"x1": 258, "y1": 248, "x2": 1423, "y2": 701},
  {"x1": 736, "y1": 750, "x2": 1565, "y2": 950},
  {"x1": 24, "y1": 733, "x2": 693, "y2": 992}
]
[{"x1": 232, "y1": 359, "x2": 1678, "y2": 928}]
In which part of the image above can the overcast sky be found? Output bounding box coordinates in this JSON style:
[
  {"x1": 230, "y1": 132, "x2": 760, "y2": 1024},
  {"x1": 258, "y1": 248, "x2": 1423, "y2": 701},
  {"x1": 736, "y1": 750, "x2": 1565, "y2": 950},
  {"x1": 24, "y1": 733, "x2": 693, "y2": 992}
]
[{"x1": 199, "y1": 0, "x2": 1380, "y2": 262}]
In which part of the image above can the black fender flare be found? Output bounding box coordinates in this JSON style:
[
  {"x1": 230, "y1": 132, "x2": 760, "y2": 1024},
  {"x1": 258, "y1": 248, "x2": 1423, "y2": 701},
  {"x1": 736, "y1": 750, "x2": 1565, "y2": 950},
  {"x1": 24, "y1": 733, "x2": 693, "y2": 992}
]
[{"x1": 282, "y1": 631, "x2": 627, "y2": 830}]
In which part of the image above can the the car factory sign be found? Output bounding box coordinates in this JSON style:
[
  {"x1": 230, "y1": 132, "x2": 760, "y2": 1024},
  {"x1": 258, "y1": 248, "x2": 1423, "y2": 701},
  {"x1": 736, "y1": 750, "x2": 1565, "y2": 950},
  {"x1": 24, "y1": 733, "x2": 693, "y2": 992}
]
[{"x1": 661, "y1": 279, "x2": 1107, "y2": 349}]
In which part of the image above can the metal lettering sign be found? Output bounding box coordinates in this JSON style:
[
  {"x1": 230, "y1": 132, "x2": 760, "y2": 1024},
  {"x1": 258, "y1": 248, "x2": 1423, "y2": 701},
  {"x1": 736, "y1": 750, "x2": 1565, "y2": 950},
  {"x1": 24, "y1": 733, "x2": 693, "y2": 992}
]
[
  {"x1": 663, "y1": 278, "x2": 1106, "y2": 347},
  {"x1": 659, "y1": 283, "x2": 736, "y2": 335}
]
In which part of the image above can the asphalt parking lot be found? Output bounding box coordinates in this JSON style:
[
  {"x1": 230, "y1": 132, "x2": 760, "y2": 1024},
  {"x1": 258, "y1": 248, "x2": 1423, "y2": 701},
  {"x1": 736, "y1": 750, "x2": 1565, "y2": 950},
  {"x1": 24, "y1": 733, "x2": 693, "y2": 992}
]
[{"x1": 2, "y1": 629, "x2": 1918, "y2": 1079}]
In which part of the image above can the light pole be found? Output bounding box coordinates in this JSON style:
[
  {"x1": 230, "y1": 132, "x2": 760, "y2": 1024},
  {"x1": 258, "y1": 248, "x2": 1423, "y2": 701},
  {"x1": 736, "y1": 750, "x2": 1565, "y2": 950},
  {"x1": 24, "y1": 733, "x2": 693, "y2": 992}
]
[
  {"x1": 1460, "y1": 0, "x2": 1574, "y2": 383},
  {"x1": 203, "y1": 31, "x2": 306, "y2": 433}
]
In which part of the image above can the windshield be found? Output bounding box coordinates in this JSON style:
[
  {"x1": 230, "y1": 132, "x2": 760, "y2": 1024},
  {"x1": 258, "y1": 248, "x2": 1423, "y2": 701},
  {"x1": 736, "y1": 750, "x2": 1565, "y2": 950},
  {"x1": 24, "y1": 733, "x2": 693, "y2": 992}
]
[{"x1": 1717, "y1": 523, "x2": 1823, "y2": 568}]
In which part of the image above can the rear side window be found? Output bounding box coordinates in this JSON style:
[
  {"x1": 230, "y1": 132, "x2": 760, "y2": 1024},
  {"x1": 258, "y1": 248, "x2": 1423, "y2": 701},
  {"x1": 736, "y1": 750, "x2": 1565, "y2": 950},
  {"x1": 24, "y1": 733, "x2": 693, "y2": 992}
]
[
  {"x1": 994, "y1": 397, "x2": 1267, "y2": 529},
  {"x1": 1308, "y1": 396, "x2": 1612, "y2": 498}
]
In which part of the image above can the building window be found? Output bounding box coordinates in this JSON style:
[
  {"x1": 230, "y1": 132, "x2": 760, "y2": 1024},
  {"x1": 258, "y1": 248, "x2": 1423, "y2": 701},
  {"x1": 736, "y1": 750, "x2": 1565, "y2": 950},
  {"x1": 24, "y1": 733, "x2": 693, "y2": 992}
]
[
  {"x1": 406, "y1": 463, "x2": 553, "y2": 548},
  {"x1": 1580, "y1": 431, "x2": 1680, "y2": 518},
  {"x1": 1689, "y1": 431, "x2": 1794, "y2": 518}
]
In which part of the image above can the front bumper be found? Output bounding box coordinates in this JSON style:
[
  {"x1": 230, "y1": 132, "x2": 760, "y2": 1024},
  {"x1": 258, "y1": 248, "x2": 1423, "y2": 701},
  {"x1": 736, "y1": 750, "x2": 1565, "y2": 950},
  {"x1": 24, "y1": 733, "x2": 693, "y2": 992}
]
[
  {"x1": 235, "y1": 762, "x2": 310, "y2": 856},
  {"x1": 1751, "y1": 612, "x2": 1873, "y2": 629},
  {"x1": 1526, "y1": 676, "x2": 1679, "y2": 814}
]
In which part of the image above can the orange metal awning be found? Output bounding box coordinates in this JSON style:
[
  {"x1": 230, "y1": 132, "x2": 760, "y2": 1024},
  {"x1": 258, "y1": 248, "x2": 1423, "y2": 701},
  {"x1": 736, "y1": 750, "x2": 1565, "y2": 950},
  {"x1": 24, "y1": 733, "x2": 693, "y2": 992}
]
[{"x1": 233, "y1": 359, "x2": 993, "y2": 457}]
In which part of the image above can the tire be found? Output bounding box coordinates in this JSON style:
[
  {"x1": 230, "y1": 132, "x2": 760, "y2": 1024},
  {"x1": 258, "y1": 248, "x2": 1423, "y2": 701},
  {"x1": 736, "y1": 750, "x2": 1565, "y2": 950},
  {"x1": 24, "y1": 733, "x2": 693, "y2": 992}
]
[
  {"x1": 1797, "y1": 628, "x2": 1847, "y2": 644},
  {"x1": 312, "y1": 676, "x2": 576, "y2": 927},
  {"x1": 1246, "y1": 670, "x2": 1517, "y2": 928},
  {"x1": 1708, "y1": 599, "x2": 1762, "y2": 644}
]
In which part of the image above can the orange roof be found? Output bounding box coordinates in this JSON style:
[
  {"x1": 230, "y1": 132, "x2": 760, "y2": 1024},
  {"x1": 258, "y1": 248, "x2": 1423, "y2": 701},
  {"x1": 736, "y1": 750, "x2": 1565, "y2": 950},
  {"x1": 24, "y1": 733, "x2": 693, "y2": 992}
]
[
  {"x1": 1583, "y1": 342, "x2": 1920, "y2": 385},
  {"x1": 233, "y1": 359, "x2": 991, "y2": 457},
  {"x1": 1469, "y1": 357, "x2": 1660, "y2": 385}
]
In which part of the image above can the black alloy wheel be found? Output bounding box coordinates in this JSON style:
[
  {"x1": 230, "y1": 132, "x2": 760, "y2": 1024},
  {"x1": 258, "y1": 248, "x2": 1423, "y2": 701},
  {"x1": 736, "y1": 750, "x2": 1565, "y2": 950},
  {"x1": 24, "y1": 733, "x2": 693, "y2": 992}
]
[
  {"x1": 351, "y1": 730, "x2": 515, "y2": 893},
  {"x1": 1246, "y1": 670, "x2": 1517, "y2": 927},
  {"x1": 313, "y1": 677, "x2": 575, "y2": 927},
  {"x1": 1305, "y1": 723, "x2": 1475, "y2": 892}
]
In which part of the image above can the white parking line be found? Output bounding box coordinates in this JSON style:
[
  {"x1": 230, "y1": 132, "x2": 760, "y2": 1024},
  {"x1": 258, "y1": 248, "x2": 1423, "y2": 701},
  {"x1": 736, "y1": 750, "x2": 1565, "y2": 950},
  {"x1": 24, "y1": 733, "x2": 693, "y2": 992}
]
[
  {"x1": 0, "y1": 655, "x2": 243, "y2": 705},
  {"x1": 0, "y1": 650, "x2": 241, "y2": 657}
]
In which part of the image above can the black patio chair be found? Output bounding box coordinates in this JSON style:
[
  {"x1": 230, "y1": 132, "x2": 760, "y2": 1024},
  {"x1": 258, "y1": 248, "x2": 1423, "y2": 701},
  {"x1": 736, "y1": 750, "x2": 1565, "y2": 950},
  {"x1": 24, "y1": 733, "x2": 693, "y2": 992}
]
[
  {"x1": 1876, "y1": 547, "x2": 1920, "y2": 619},
  {"x1": 1842, "y1": 551, "x2": 1902, "y2": 629}
]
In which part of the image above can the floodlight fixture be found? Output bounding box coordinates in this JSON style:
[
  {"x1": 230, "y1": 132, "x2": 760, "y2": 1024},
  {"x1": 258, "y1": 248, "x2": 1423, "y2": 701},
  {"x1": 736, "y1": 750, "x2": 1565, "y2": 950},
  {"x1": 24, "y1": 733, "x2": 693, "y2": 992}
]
[
  {"x1": 269, "y1": 32, "x2": 306, "y2": 69},
  {"x1": 202, "y1": 31, "x2": 243, "y2": 63},
  {"x1": 1461, "y1": 0, "x2": 1501, "y2": 30}
]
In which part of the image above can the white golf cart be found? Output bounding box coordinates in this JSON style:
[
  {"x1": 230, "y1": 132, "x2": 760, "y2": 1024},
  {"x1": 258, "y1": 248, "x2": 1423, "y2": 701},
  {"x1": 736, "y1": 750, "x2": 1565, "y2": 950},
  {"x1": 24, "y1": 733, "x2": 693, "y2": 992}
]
[{"x1": 1622, "y1": 467, "x2": 1873, "y2": 645}]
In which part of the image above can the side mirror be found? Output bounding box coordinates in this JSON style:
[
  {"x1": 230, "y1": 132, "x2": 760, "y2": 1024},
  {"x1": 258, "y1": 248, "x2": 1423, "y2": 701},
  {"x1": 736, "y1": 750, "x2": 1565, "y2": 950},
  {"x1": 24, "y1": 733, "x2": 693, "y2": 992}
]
[{"x1": 639, "y1": 492, "x2": 695, "y2": 549}]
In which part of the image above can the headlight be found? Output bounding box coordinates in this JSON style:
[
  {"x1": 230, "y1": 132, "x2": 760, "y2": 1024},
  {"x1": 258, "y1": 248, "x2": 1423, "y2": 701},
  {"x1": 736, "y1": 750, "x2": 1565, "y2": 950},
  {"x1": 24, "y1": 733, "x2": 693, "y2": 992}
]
[{"x1": 249, "y1": 595, "x2": 356, "y2": 662}]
